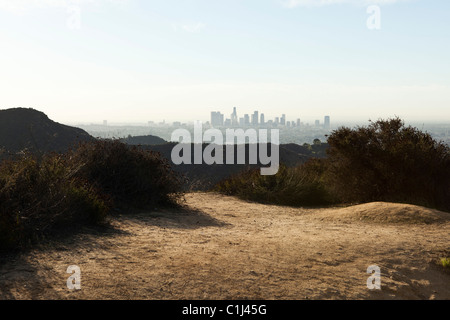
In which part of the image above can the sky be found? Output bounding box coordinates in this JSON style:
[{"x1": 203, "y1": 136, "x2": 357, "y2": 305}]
[{"x1": 0, "y1": 0, "x2": 449, "y2": 125}]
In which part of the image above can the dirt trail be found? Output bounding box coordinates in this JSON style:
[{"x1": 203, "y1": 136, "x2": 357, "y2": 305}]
[{"x1": 0, "y1": 192, "x2": 449, "y2": 300}]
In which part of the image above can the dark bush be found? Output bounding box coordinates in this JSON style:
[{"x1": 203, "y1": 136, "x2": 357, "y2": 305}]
[
  {"x1": 0, "y1": 139, "x2": 185, "y2": 250},
  {"x1": 0, "y1": 153, "x2": 109, "y2": 250},
  {"x1": 214, "y1": 118, "x2": 450, "y2": 212},
  {"x1": 213, "y1": 159, "x2": 334, "y2": 207},
  {"x1": 326, "y1": 117, "x2": 450, "y2": 211},
  {"x1": 69, "y1": 140, "x2": 184, "y2": 208}
]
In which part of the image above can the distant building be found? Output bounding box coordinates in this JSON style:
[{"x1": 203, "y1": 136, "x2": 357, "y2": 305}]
[
  {"x1": 224, "y1": 118, "x2": 232, "y2": 126},
  {"x1": 211, "y1": 111, "x2": 224, "y2": 127},
  {"x1": 172, "y1": 121, "x2": 181, "y2": 127},
  {"x1": 252, "y1": 111, "x2": 259, "y2": 126},
  {"x1": 239, "y1": 117, "x2": 244, "y2": 126},
  {"x1": 324, "y1": 116, "x2": 331, "y2": 130},
  {"x1": 315, "y1": 120, "x2": 320, "y2": 127},
  {"x1": 296, "y1": 119, "x2": 301, "y2": 127},
  {"x1": 260, "y1": 113, "x2": 265, "y2": 125},
  {"x1": 231, "y1": 107, "x2": 239, "y2": 126},
  {"x1": 280, "y1": 114, "x2": 286, "y2": 126},
  {"x1": 103, "y1": 120, "x2": 108, "y2": 126},
  {"x1": 275, "y1": 117, "x2": 279, "y2": 125},
  {"x1": 244, "y1": 114, "x2": 250, "y2": 126}
]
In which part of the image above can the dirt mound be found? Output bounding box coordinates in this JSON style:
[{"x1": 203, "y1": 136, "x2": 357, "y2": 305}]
[{"x1": 318, "y1": 202, "x2": 450, "y2": 224}]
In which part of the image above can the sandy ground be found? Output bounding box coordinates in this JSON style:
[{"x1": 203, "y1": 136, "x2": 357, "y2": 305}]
[{"x1": 0, "y1": 192, "x2": 449, "y2": 300}]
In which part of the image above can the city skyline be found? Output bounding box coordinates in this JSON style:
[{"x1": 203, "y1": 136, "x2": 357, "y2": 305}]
[
  {"x1": 210, "y1": 107, "x2": 331, "y2": 129},
  {"x1": 85, "y1": 107, "x2": 333, "y2": 128}
]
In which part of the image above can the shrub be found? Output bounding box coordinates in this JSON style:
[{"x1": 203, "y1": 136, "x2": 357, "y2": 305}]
[
  {"x1": 0, "y1": 139, "x2": 185, "y2": 250},
  {"x1": 326, "y1": 117, "x2": 450, "y2": 211},
  {"x1": 0, "y1": 153, "x2": 108, "y2": 250},
  {"x1": 213, "y1": 159, "x2": 334, "y2": 207},
  {"x1": 214, "y1": 118, "x2": 450, "y2": 212},
  {"x1": 441, "y1": 257, "x2": 450, "y2": 270},
  {"x1": 68, "y1": 140, "x2": 184, "y2": 208}
]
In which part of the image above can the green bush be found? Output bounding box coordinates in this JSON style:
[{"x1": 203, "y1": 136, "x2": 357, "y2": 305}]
[
  {"x1": 69, "y1": 140, "x2": 184, "y2": 208},
  {"x1": 326, "y1": 117, "x2": 450, "y2": 211},
  {"x1": 441, "y1": 257, "x2": 450, "y2": 269},
  {"x1": 0, "y1": 153, "x2": 108, "y2": 250},
  {"x1": 213, "y1": 159, "x2": 334, "y2": 207}
]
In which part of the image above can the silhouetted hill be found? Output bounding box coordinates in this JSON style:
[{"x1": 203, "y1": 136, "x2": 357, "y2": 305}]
[
  {"x1": 120, "y1": 134, "x2": 167, "y2": 146},
  {"x1": 282, "y1": 143, "x2": 329, "y2": 158},
  {"x1": 141, "y1": 143, "x2": 325, "y2": 190},
  {"x1": 0, "y1": 108, "x2": 93, "y2": 155}
]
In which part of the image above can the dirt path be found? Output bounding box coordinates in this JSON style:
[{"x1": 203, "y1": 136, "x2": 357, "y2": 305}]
[{"x1": 0, "y1": 192, "x2": 449, "y2": 300}]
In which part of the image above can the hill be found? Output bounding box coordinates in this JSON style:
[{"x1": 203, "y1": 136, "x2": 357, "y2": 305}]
[
  {"x1": 0, "y1": 108, "x2": 93, "y2": 155},
  {"x1": 120, "y1": 134, "x2": 167, "y2": 146},
  {"x1": 141, "y1": 143, "x2": 315, "y2": 190}
]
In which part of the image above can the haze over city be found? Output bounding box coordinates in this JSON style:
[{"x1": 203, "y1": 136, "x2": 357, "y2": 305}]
[{"x1": 1, "y1": 0, "x2": 449, "y2": 124}]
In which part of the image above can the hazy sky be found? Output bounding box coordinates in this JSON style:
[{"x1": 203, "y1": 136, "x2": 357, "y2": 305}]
[{"x1": 0, "y1": 0, "x2": 449, "y2": 124}]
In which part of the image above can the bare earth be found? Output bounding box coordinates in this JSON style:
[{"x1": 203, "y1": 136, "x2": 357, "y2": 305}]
[{"x1": 0, "y1": 192, "x2": 449, "y2": 300}]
